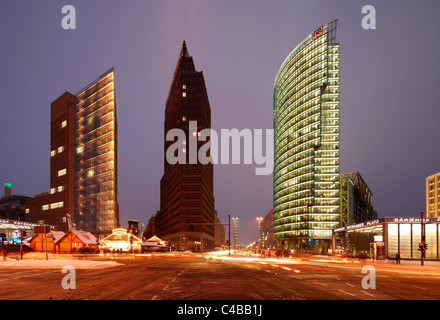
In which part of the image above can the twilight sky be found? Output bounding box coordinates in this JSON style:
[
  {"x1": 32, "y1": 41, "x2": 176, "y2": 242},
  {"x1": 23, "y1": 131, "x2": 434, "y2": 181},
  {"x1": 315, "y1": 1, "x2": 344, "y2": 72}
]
[{"x1": 1, "y1": 1, "x2": 440, "y2": 245}]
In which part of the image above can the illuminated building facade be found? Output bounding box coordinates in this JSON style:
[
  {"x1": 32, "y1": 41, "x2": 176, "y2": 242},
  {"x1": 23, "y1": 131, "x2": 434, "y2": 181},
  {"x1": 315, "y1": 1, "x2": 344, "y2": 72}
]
[
  {"x1": 333, "y1": 217, "x2": 440, "y2": 260},
  {"x1": 26, "y1": 69, "x2": 119, "y2": 236},
  {"x1": 273, "y1": 20, "x2": 340, "y2": 251},
  {"x1": 427, "y1": 172, "x2": 440, "y2": 218},
  {"x1": 156, "y1": 41, "x2": 216, "y2": 252},
  {"x1": 75, "y1": 68, "x2": 119, "y2": 237},
  {"x1": 340, "y1": 171, "x2": 377, "y2": 227}
]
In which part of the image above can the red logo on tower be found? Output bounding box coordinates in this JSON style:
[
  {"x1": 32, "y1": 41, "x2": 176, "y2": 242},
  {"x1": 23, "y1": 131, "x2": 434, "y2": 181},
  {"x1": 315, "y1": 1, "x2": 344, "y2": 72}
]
[{"x1": 312, "y1": 26, "x2": 324, "y2": 40}]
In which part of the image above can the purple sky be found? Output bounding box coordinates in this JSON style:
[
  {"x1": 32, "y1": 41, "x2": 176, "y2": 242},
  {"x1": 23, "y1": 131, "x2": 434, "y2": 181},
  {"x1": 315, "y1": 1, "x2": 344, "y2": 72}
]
[{"x1": 1, "y1": 1, "x2": 440, "y2": 245}]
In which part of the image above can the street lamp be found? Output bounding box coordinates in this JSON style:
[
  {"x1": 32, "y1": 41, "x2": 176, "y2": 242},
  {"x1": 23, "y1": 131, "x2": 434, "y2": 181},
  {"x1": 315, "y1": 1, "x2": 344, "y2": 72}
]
[{"x1": 256, "y1": 217, "x2": 263, "y2": 253}]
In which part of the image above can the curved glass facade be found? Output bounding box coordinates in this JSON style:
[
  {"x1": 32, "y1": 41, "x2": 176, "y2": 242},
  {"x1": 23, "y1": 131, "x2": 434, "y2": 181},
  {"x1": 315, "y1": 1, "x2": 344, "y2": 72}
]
[{"x1": 273, "y1": 20, "x2": 340, "y2": 250}]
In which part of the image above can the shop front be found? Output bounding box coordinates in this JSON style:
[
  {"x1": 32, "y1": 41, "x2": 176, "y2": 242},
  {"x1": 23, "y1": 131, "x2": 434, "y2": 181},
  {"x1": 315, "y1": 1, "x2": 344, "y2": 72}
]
[{"x1": 332, "y1": 217, "x2": 440, "y2": 260}]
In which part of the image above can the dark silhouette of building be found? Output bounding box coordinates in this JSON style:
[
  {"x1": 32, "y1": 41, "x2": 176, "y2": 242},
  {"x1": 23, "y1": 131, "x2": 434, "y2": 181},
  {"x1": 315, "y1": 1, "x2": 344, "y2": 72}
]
[
  {"x1": 155, "y1": 41, "x2": 215, "y2": 252},
  {"x1": 0, "y1": 183, "x2": 30, "y2": 221}
]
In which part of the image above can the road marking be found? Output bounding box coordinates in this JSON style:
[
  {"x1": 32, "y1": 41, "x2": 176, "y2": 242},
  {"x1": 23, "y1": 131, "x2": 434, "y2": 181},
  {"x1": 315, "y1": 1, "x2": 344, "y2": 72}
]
[
  {"x1": 338, "y1": 289, "x2": 356, "y2": 297},
  {"x1": 250, "y1": 293, "x2": 264, "y2": 300},
  {"x1": 362, "y1": 290, "x2": 375, "y2": 297},
  {"x1": 345, "y1": 282, "x2": 354, "y2": 287},
  {"x1": 412, "y1": 285, "x2": 427, "y2": 291},
  {"x1": 163, "y1": 283, "x2": 171, "y2": 291},
  {"x1": 313, "y1": 281, "x2": 327, "y2": 287},
  {"x1": 297, "y1": 263, "x2": 335, "y2": 272}
]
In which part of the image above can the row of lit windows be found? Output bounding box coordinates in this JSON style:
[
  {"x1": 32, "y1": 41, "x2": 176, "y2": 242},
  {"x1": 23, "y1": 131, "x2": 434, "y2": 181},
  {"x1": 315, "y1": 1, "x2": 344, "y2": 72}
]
[
  {"x1": 275, "y1": 205, "x2": 340, "y2": 219},
  {"x1": 275, "y1": 60, "x2": 339, "y2": 126},
  {"x1": 50, "y1": 185, "x2": 65, "y2": 194},
  {"x1": 42, "y1": 201, "x2": 64, "y2": 211},
  {"x1": 278, "y1": 56, "x2": 327, "y2": 101},
  {"x1": 51, "y1": 146, "x2": 65, "y2": 157},
  {"x1": 275, "y1": 213, "x2": 339, "y2": 224}
]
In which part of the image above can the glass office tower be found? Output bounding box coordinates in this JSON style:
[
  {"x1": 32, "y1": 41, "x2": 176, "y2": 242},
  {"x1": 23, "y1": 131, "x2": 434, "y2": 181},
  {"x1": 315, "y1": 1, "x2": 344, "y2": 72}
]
[
  {"x1": 74, "y1": 68, "x2": 119, "y2": 237},
  {"x1": 273, "y1": 20, "x2": 340, "y2": 251}
]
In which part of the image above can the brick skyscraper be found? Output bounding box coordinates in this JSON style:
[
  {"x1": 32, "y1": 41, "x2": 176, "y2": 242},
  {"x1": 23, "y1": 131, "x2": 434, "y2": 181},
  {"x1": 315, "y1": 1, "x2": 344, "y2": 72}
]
[{"x1": 155, "y1": 41, "x2": 216, "y2": 252}]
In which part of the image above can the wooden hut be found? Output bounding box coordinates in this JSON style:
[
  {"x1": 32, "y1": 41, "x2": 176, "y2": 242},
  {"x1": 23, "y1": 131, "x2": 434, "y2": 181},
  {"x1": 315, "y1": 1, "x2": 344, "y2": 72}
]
[
  {"x1": 27, "y1": 231, "x2": 65, "y2": 252},
  {"x1": 56, "y1": 230, "x2": 98, "y2": 253}
]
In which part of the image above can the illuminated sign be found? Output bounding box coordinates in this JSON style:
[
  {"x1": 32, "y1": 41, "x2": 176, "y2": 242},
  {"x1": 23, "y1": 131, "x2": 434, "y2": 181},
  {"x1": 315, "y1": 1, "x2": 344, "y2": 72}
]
[
  {"x1": 312, "y1": 26, "x2": 324, "y2": 40},
  {"x1": 4, "y1": 183, "x2": 11, "y2": 188}
]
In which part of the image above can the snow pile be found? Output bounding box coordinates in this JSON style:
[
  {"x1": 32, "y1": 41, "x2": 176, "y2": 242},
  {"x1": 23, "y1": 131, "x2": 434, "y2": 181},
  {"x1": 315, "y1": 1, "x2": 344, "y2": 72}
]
[{"x1": 0, "y1": 258, "x2": 122, "y2": 269}]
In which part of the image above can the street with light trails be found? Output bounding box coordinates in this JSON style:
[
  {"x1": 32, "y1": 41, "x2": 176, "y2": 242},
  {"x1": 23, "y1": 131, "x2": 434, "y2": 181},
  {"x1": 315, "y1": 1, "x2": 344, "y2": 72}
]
[{"x1": 1, "y1": 252, "x2": 440, "y2": 300}]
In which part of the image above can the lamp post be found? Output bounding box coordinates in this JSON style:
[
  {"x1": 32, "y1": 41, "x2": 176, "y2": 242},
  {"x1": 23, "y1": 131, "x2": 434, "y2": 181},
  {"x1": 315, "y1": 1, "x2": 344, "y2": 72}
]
[{"x1": 256, "y1": 217, "x2": 263, "y2": 253}]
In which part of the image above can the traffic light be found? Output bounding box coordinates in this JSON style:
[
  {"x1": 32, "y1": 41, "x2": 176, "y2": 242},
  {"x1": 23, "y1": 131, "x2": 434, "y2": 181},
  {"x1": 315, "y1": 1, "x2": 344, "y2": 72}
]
[
  {"x1": 424, "y1": 243, "x2": 428, "y2": 250},
  {"x1": 418, "y1": 243, "x2": 424, "y2": 251}
]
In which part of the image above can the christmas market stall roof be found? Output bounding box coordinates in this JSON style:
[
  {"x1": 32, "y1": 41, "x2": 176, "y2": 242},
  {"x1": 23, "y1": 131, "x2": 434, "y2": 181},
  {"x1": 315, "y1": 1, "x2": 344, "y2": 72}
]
[
  {"x1": 146, "y1": 235, "x2": 165, "y2": 243},
  {"x1": 27, "y1": 231, "x2": 66, "y2": 251},
  {"x1": 28, "y1": 230, "x2": 65, "y2": 243},
  {"x1": 101, "y1": 228, "x2": 142, "y2": 243},
  {"x1": 56, "y1": 230, "x2": 99, "y2": 252}
]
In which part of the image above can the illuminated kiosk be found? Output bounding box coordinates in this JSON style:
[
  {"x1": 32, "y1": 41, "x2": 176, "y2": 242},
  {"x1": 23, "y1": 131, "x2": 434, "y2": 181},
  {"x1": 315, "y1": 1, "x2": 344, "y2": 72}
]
[
  {"x1": 332, "y1": 217, "x2": 440, "y2": 260},
  {"x1": 101, "y1": 228, "x2": 142, "y2": 252},
  {"x1": 273, "y1": 20, "x2": 340, "y2": 252},
  {"x1": 141, "y1": 235, "x2": 169, "y2": 253}
]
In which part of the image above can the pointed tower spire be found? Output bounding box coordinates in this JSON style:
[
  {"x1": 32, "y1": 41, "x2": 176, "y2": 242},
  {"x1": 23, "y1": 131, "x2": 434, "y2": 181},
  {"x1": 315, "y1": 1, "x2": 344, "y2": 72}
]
[{"x1": 180, "y1": 40, "x2": 189, "y2": 57}]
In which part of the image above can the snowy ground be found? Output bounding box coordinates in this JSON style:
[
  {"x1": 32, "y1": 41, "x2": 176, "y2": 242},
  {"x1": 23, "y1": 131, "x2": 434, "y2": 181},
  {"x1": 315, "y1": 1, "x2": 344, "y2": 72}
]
[{"x1": 0, "y1": 253, "x2": 123, "y2": 269}]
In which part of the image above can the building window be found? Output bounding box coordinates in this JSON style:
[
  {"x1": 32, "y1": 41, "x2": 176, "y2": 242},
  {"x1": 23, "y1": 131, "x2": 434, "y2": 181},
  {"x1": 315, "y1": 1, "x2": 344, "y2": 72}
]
[
  {"x1": 25, "y1": 208, "x2": 30, "y2": 214},
  {"x1": 58, "y1": 169, "x2": 66, "y2": 177},
  {"x1": 182, "y1": 116, "x2": 186, "y2": 121},
  {"x1": 58, "y1": 185, "x2": 65, "y2": 192},
  {"x1": 42, "y1": 204, "x2": 49, "y2": 211},
  {"x1": 58, "y1": 146, "x2": 65, "y2": 153},
  {"x1": 87, "y1": 169, "x2": 95, "y2": 178},
  {"x1": 50, "y1": 188, "x2": 56, "y2": 194},
  {"x1": 51, "y1": 150, "x2": 56, "y2": 157},
  {"x1": 50, "y1": 201, "x2": 64, "y2": 209},
  {"x1": 61, "y1": 120, "x2": 67, "y2": 128},
  {"x1": 182, "y1": 92, "x2": 186, "y2": 97},
  {"x1": 182, "y1": 85, "x2": 186, "y2": 89},
  {"x1": 76, "y1": 146, "x2": 85, "y2": 154}
]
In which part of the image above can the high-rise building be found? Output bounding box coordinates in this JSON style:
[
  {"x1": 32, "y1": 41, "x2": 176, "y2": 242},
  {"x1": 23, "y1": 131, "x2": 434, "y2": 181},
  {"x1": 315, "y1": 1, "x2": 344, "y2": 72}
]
[
  {"x1": 273, "y1": 20, "x2": 340, "y2": 251},
  {"x1": 340, "y1": 171, "x2": 377, "y2": 227},
  {"x1": 155, "y1": 41, "x2": 216, "y2": 252},
  {"x1": 262, "y1": 208, "x2": 274, "y2": 249},
  {"x1": 74, "y1": 68, "x2": 119, "y2": 237},
  {"x1": 26, "y1": 92, "x2": 76, "y2": 231},
  {"x1": 26, "y1": 69, "x2": 119, "y2": 236},
  {"x1": 427, "y1": 172, "x2": 440, "y2": 218}
]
